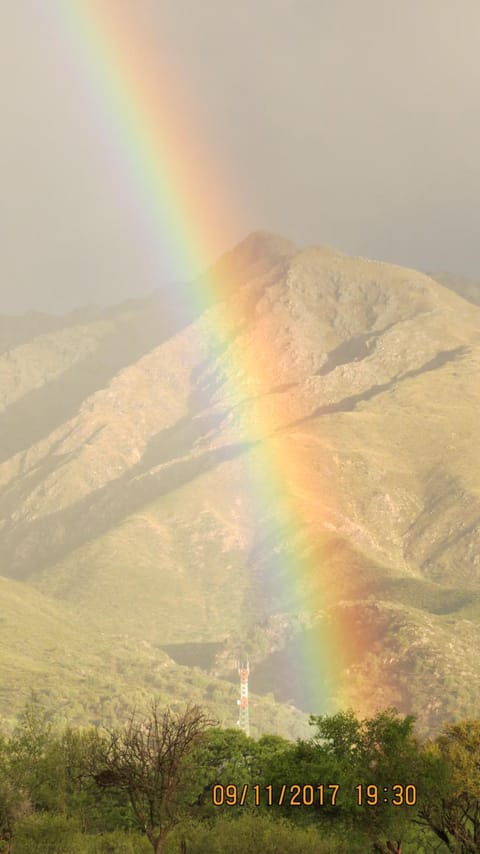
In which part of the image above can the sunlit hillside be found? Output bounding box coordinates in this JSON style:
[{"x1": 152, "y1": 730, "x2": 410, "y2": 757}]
[{"x1": 1, "y1": 233, "x2": 479, "y2": 735}]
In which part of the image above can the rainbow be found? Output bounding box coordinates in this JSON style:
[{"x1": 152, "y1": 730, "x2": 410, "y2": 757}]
[
  {"x1": 55, "y1": 0, "x2": 234, "y2": 301},
  {"x1": 53, "y1": 1, "x2": 362, "y2": 718}
]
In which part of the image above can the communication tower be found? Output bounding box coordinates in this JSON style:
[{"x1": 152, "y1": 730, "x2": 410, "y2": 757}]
[{"x1": 236, "y1": 657, "x2": 250, "y2": 737}]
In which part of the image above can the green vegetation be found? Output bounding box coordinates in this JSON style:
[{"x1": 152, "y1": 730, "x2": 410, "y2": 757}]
[
  {"x1": 0, "y1": 576, "x2": 309, "y2": 740},
  {"x1": 1, "y1": 698, "x2": 479, "y2": 853}
]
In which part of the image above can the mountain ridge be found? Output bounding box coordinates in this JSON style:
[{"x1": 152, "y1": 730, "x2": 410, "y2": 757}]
[{"x1": 1, "y1": 232, "x2": 479, "y2": 734}]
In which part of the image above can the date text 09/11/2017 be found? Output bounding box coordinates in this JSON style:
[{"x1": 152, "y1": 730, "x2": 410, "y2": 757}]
[{"x1": 212, "y1": 783, "x2": 417, "y2": 808}]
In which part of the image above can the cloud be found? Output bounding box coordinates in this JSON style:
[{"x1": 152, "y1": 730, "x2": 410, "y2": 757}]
[{"x1": 0, "y1": 0, "x2": 479, "y2": 312}]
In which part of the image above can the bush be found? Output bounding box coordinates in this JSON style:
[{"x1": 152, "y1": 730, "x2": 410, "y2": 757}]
[
  {"x1": 87, "y1": 830, "x2": 151, "y2": 853},
  {"x1": 165, "y1": 814, "x2": 341, "y2": 854},
  {"x1": 13, "y1": 813, "x2": 86, "y2": 854},
  {"x1": 13, "y1": 815, "x2": 150, "y2": 854}
]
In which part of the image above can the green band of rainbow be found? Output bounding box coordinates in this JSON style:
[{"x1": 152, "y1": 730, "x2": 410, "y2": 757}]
[{"x1": 51, "y1": 0, "x2": 359, "y2": 716}]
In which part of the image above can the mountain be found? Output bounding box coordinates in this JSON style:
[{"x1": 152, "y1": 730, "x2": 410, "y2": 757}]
[
  {"x1": 429, "y1": 271, "x2": 480, "y2": 306},
  {"x1": 1, "y1": 232, "x2": 479, "y2": 735}
]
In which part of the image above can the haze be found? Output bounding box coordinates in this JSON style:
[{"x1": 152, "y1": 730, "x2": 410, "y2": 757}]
[{"x1": 1, "y1": 0, "x2": 479, "y2": 314}]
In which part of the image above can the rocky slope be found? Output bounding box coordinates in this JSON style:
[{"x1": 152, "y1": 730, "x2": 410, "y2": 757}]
[{"x1": 0, "y1": 232, "x2": 479, "y2": 734}]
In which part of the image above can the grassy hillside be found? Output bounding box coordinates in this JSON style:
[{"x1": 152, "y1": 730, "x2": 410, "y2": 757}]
[{"x1": 0, "y1": 573, "x2": 309, "y2": 739}]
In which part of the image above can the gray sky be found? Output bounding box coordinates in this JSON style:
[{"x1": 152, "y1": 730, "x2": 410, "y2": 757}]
[{"x1": 1, "y1": 0, "x2": 479, "y2": 314}]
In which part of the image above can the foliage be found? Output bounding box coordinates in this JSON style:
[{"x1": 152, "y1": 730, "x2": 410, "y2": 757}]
[
  {"x1": 1, "y1": 697, "x2": 480, "y2": 852},
  {"x1": 164, "y1": 814, "x2": 339, "y2": 853},
  {"x1": 417, "y1": 719, "x2": 480, "y2": 851},
  {"x1": 89, "y1": 702, "x2": 216, "y2": 853}
]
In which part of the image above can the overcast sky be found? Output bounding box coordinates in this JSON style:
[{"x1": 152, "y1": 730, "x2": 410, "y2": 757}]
[{"x1": 1, "y1": 0, "x2": 479, "y2": 314}]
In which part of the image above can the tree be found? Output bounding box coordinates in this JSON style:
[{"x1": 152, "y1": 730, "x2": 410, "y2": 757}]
[
  {"x1": 0, "y1": 733, "x2": 33, "y2": 854},
  {"x1": 304, "y1": 709, "x2": 429, "y2": 853},
  {"x1": 90, "y1": 701, "x2": 215, "y2": 854},
  {"x1": 417, "y1": 719, "x2": 480, "y2": 852}
]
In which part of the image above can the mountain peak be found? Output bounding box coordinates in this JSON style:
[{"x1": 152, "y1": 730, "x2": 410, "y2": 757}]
[{"x1": 217, "y1": 230, "x2": 297, "y2": 275}]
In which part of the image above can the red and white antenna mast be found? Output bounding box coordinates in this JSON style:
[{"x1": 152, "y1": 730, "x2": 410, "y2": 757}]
[{"x1": 236, "y1": 657, "x2": 250, "y2": 737}]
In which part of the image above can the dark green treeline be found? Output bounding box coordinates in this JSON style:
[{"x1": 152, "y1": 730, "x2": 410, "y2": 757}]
[{"x1": 0, "y1": 698, "x2": 478, "y2": 853}]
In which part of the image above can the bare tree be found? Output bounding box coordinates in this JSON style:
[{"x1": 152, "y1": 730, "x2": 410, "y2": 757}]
[{"x1": 91, "y1": 701, "x2": 215, "y2": 854}]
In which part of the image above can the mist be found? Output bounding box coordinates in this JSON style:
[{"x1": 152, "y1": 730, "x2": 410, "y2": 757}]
[{"x1": 1, "y1": 0, "x2": 479, "y2": 313}]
